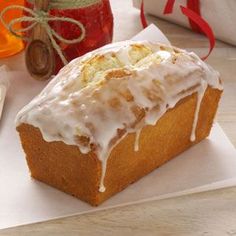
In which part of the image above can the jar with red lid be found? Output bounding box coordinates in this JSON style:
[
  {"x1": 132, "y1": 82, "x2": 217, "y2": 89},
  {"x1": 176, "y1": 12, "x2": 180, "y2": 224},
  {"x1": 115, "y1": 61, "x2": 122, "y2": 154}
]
[{"x1": 24, "y1": 0, "x2": 113, "y2": 76}]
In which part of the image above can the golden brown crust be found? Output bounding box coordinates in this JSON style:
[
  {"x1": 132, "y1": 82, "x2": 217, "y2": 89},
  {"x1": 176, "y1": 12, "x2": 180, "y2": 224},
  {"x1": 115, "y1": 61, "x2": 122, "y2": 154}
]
[{"x1": 17, "y1": 87, "x2": 222, "y2": 206}]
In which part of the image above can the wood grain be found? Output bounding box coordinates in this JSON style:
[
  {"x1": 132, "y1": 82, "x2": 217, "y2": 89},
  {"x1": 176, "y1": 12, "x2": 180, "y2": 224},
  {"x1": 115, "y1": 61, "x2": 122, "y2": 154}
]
[
  {"x1": 0, "y1": 0, "x2": 236, "y2": 234},
  {"x1": 1, "y1": 187, "x2": 236, "y2": 236}
]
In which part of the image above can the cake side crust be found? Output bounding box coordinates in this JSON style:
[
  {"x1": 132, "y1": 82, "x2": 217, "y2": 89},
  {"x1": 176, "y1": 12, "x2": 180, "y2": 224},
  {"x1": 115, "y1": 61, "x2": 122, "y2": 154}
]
[{"x1": 17, "y1": 87, "x2": 222, "y2": 206}]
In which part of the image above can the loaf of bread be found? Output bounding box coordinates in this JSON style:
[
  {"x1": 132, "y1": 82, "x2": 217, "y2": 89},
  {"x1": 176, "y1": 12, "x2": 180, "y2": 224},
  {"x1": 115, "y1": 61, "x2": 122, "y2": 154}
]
[{"x1": 16, "y1": 41, "x2": 223, "y2": 206}]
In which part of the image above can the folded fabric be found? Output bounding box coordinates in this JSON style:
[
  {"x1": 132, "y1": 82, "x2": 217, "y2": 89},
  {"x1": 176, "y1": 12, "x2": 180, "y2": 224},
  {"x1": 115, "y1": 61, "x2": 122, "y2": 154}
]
[{"x1": 133, "y1": 0, "x2": 236, "y2": 46}]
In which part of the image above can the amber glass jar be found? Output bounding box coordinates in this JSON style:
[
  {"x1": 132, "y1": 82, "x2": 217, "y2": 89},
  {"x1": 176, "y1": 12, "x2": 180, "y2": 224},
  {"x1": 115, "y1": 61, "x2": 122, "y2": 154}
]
[{"x1": 0, "y1": 0, "x2": 24, "y2": 58}]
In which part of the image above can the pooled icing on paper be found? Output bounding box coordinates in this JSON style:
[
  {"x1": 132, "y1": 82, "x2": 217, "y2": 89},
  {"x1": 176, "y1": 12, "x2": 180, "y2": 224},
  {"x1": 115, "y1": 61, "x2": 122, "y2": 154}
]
[{"x1": 15, "y1": 41, "x2": 223, "y2": 192}]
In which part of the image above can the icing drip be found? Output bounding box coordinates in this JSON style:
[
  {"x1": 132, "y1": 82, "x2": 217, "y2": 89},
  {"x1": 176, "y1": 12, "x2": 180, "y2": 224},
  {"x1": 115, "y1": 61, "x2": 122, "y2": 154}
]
[
  {"x1": 98, "y1": 152, "x2": 109, "y2": 192},
  {"x1": 15, "y1": 41, "x2": 223, "y2": 193},
  {"x1": 134, "y1": 129, "x2": 142, "y2": 152},
  {"x1": 190, "y1": 81, "x2": 208, "y2": 142}
]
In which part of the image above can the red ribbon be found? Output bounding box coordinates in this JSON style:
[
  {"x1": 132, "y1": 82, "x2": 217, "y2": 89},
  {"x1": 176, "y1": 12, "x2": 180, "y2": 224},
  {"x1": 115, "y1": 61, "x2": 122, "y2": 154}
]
[
  {"x1": 141, "y1": 0, "x2": 215, "y2": 60},
  {"x1": 187, "y1": 0, "x2": 202, "y2": 33},
  {"x1": 140, "y1": 0, "x2": 148, "y2": 28},
  {"x1": 180, "y1": 6, "x2": 215, "y2": 60},
  {"x1": 163, "y1": 0, "x2": 175, "y2": 14}
]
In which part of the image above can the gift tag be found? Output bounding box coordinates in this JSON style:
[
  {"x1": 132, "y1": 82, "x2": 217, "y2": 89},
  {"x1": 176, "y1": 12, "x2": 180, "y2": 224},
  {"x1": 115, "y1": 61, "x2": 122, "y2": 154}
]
[{"x1": 25, "y1": 0, "x2": 55, "y2": 81}]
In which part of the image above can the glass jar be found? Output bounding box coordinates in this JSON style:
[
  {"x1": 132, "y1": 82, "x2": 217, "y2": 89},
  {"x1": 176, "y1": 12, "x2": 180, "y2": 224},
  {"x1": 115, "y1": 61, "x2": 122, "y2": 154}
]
[
  {"x1": 24, "y1": 0, "x2": 113, "y2": 74},
  {"x1": 0, "y1": 0, "x2": 24, "y2": 58}
]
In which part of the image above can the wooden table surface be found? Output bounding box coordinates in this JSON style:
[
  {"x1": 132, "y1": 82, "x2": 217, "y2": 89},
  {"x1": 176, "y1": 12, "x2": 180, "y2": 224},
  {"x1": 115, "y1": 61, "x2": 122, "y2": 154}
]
[{"x1": 1, "y1": 0, "x2": 236, "y2": 235}]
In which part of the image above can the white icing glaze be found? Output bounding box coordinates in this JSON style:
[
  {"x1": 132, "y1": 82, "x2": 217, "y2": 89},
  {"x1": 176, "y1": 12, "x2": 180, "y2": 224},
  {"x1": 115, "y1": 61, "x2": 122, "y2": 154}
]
[
  {"x1": 190, "y1": 80, "x2": 208, "y2": 142},
  {"x1": 134, "y1": 129, "x2": 142, "y2": 152},
  {"x1": 15, "y1": 41, "x2": 223, "y2": 192}
]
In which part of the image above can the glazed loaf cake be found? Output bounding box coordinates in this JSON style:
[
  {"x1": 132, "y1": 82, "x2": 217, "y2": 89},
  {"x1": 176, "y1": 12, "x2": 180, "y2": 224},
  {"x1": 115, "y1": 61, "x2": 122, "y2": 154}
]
[{"x1": 16, "y1": 41, "x2": 223, "y2": 206}]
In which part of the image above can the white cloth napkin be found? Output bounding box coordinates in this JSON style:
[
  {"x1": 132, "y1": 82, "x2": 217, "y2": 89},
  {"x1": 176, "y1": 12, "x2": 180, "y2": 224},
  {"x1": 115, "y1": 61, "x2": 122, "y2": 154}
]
[
  {"x1": 0, "y1": 65, "x2": 10, "y2": 121},
  {"x1": 133, "y1": 0, "x2": 236, "y2": 46}
]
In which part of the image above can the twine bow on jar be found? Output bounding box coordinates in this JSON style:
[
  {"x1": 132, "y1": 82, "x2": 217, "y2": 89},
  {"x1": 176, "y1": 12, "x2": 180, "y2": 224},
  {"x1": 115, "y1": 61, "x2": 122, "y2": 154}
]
[{"x1": 0, "y1": 0, "x2": 101, "y2": 80}]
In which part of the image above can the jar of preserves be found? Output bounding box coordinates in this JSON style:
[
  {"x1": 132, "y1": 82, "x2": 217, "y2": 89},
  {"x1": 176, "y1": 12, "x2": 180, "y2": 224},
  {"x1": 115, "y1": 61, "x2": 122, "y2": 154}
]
[{"x1": 24, "y1": 0, "x2": 113, "y2": 78}]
